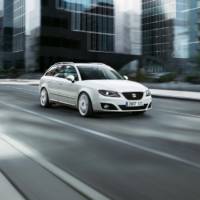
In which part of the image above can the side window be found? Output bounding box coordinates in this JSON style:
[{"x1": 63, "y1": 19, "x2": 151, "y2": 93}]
[
  {"x1": 54, "y1": 65, "x2": 78, "y2": 81},
  {"x1": 45, "y1": 66, "x2": 57, "y2": 76},
  {"x1": 64, "y1": 66, "x2": 79, "y2": 81},
  {"x1": 54, "y1": 65, "x2": 65, "y2": 78}
]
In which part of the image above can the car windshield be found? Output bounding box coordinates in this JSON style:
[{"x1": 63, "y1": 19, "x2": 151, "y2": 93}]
[{"x1": 77, "y1": 65, "x2": 123, "y2": 80}]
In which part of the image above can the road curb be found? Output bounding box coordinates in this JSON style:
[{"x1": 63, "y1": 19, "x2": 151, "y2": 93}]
[
  {"x1": 1, "y1": 81, "x2": 200, "y2": 102},
  {"x1": 151, "y1": 89, "x2": 200, "y2": 102},
  {"x1": 152, "y1": 94, "x2": 200, "y2": 102}
]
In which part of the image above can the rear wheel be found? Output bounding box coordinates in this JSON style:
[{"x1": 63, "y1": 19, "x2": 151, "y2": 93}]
[
  {"x1": 78, "y1": 93, "x2": 93, "y2": 117},
  {"x1": 40, "y1": 88, "x2": 51, "y2": 108}
]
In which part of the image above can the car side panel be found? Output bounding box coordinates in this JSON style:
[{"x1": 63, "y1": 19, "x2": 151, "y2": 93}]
[
  {"x1": 59, "y1": 79, "x2": 80, "y2": 106},
  {"x1": 77, "y1": 87, "x2": 99, "y2": 111},
  {"x1": 40, "y1": 76, "x2": 58, "y2": 101}
]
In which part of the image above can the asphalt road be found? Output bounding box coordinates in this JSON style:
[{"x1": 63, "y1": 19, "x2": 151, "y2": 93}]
[{"x1": 0, "y1": 85, "x2": 200, "y2": 200}]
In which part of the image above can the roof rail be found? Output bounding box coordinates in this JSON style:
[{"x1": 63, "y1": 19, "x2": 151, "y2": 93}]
[
  {"x1": 55, "y1": 62, "x2": 74, "y2": 65},
  {"x1": 87, "y1": 62, "x2": 105, "y2": 65}
]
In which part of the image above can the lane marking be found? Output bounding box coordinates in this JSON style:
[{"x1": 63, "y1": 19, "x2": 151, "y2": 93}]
[
  {"x1": 0, "y1": 134, "x2": 110, "y2": 200},
  {"x1": 0, "y1": 81, "x2": 38, "y2": 86},
  {"x1": 1, "y1": 101, "x2": 200, "y2": 170}
]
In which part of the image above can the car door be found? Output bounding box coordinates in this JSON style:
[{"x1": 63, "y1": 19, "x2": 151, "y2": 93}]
[
  {"x1": 44, "y1": 65, "x2": 60, "y2": 101},
  {"x1": 50, "y1": 65, "x2": 68, "y2": 103},
  {"x1": 58, "y1": 65, "x2": 80, "y2": 106}
]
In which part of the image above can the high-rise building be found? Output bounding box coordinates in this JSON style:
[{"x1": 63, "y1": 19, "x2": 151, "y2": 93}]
[
  {"x1": 142, "y1": 0, "x2": 200, "y2": 72},
  {"x1": 115, "y1": 0, "x2": 142, "y2": 56},
  {"x1": 1, "y1": 0, "x2": 14, "y2": 68},
  {"x1": 0, "y1": 4, "x2": 3, "y2": 68},
  {"x1": 1, "y1": 0, "x2": 138, "y2": 72},
  {"x1": 114, "y1": 0, "x2": 142, "y2": 73}
]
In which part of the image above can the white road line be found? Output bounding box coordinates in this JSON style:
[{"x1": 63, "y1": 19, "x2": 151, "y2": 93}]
[
  {"x1": 0, "y1": 81, "x2": 39, "y2": 86},
  {"x1": 0, "y1": 134, "x2": 111, "y2": 200},
  {"x1": 1, "y1": 100, "x2": 200, "y2": 170}
]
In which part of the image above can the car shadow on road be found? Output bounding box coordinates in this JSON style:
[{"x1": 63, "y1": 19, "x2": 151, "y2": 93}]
[
  {"x1": 40, "y1": 104, "x2": 152, "y2": 120},
  {"x1": 93, "y1": 112, "x2": 152, "y2": 120}
]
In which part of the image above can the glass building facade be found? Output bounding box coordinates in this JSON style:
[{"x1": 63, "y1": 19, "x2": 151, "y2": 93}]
[
  {"x1": 142, "y1": 0, "x2": 200, "y2": 72},
  {"x1": 0, "y1": 0, "x2": 136, "y2": 72},
  {"x1": 56, "y1": 0, "x2": 114, "y2": 52},
  {"x1": 115, "y1": 0, "x2": 142, "y2": 55},
  {"x1": 0, "y1": 1, "x2": 3, "y2": 67},
  {"x1": 13, "y1": 0, "x2": 25, "y2": 53}
]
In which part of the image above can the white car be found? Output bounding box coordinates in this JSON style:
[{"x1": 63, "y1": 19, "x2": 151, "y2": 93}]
[{"x1": 39, "y1": 62, "x2": 152, "y2": 117}]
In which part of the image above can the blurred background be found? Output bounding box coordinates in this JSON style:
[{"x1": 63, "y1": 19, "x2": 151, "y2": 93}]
[
  {"x1": 0, "y1": 0, "x2": 200, "y2": 86},
  {"x1": 1, "y1": 2, "x2": 200, "y2": 199}
]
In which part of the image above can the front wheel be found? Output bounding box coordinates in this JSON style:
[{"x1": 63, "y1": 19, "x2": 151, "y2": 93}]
[
  {"x1": 78, "y1": 93, "x2": 93, "y2": 117},
  {"x1": 40, "y1": 88, "x2": 51, "y2": 108}
]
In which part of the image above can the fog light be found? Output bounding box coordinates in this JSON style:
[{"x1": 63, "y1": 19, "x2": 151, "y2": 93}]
[
  {"x1": 148, "y1": 103, "x2": 152, "y2": 108},
  {"x1": 101, "y1": 103, "x2": 117, "y2": 110},
  {"x1": 104, "y1": 104, "x2": 110, "y2": 109}
]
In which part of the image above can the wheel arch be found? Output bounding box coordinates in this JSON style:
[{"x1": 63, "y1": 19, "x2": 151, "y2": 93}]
[
  {"x1": 40, "y1": 82, "x2": 50, "y2": 95},
  {"x1": 40, "y1": 86, "x2": 47, "y2": 92},
  {"x1": 77, "y1": 88, "x2": 94, "y2": 109},
  {"x1": 40, "y1": 85, "x2": 51, "y2": 101}
]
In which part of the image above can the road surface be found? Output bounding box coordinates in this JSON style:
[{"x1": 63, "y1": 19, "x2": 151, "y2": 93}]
[{"x1": 0, "y1": 85, "x2": 200, "y2": 200}]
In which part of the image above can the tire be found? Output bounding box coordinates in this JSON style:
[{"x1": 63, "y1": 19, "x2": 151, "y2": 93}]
[
  {"x1": 40, "y1": 88, "x2": 51, "y2": 108},
  {"x1": 78, "y1": 92, "x2": 93, "y2": 117}
]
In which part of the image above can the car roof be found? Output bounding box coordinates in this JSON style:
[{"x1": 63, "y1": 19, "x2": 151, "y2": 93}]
[
  {"x1": 75, "y1": 63, "x2": 114, "y2": 70},
  {"x1": 55, "y1": 62, "x2": 111, "y2": 68},
  {"x1": 75, "y1": 63, "x2": 106, "y2": 66},
  {"x1": 55, "y1": 62, "x2": 106, "y2": 66},
  {"x1": 55, "y1": 62, "x2": 75, "y2": 65}
]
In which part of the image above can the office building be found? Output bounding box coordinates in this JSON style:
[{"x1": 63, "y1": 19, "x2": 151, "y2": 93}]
[
  {"x1": 0, "y1": 0, "x2": 138, "y2": 72},
  {"x1": 0, "y1": 9, "x2": 3, "y2": 68},
  {"x1": 142, "y1": 0, "x2": 200, "y2": 72}
]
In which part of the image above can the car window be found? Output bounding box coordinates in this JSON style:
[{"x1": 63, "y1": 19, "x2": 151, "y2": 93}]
[
  {"x1": 45, "y1": 66, "x2": 57, "y2": 76},
  {"x1": 77, "y1": 66, "x2": 123, "y2": 80},
  {"x1": 54, "y1": 65, "x2": 79, "y2": 81}
]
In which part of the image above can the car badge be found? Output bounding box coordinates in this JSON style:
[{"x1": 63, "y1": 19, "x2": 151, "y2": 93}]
[{"x1": 132, "y1": 93, "x2": 137, "y2": 98}]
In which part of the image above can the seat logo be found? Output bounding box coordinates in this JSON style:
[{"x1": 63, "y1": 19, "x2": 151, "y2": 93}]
[{"x1": 132, "y1": 93, "x2": 137, "y2": 98}]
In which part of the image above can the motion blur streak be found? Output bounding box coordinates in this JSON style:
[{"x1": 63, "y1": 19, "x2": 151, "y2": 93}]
[
  {"x1": 1, "y1": 85, "x2": 200, "y2": 200},
  {"x1": 0, "y1": 134, "x2": 111, "y2": 200},
  {"x1": 1, "y1": 99, "x2": 200, "y2": 170}
]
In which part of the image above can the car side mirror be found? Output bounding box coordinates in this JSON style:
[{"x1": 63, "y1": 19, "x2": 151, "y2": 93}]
[
  {"x1": 123, "y1": 75, "x2": 128, "y2": 80},
  {"x1": 66, "y1": 75, "x2": 75, "y2": 83}
]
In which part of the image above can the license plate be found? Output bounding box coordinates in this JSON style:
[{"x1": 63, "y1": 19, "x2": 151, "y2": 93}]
[{"x1": 126, "y1": 101, "x2": 144, "y2": 107}]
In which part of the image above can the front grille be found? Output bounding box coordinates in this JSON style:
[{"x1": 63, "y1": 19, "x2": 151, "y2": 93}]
[
  {"x1": 119, "y1": 104, "x2": 148, "y2": 111},
  {"x1": 122, "y1": 92, "x2": 144, "y2": 100}
]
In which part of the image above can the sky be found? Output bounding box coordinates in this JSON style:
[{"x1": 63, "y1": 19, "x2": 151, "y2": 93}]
[{"x1": 116, "y1": 0, "x2": 141, "y2": 14}]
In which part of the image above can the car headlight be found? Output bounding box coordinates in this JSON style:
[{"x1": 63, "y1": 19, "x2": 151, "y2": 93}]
[
  {"x1": 146, "y1": 89, "x2": 151, "y2": 97},
  {"x1": 98, "y1": 90, "x2": 120, "y2": 97}
]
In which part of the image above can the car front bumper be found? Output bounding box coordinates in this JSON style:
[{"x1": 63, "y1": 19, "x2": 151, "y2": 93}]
[{"x1": 94, "y1": 95, "x2": 152, "y2": 112}]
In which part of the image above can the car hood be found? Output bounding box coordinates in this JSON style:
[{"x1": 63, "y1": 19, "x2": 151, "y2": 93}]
[{"x1": 79, "y1": 80, "x2": 147, "y2": 92}]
